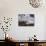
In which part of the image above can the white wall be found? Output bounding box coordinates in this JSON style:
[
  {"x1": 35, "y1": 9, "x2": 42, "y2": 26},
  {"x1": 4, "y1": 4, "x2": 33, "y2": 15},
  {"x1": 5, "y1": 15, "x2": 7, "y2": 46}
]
[{"x1": 0, "y1": 0, "x2": 46, "y2": 40}]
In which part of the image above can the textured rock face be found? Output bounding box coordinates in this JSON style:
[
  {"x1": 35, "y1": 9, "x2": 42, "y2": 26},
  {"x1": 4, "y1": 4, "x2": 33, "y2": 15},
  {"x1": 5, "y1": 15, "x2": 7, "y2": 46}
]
[{"x1": 29, "y1": 0, "x2": 42, "y2": 8}]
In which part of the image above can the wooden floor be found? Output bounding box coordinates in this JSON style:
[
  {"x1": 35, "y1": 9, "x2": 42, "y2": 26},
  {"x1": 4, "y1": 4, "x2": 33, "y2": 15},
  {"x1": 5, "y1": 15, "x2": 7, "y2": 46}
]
[
  {"x1": 0, "y1": 41, "x2": 16, "y2": 46},
  {"x1": 1, "y1": 40, "x2": 46, "y2": 46},
  {"x1": 0, "y1": 42, "x2": 16, "y2": 46}
]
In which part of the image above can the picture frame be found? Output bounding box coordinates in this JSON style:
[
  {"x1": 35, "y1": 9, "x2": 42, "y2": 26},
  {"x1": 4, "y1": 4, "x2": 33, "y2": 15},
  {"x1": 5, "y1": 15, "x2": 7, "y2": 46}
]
[{"x1": 18, "y1": 14, "x2": 35, "y2": 26}]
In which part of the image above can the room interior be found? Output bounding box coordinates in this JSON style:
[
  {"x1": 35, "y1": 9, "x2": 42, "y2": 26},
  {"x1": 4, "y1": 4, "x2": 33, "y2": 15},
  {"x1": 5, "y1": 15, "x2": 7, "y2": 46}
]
[{"x1": 0, "y1": 0, "x2": 46, "y2": 46}]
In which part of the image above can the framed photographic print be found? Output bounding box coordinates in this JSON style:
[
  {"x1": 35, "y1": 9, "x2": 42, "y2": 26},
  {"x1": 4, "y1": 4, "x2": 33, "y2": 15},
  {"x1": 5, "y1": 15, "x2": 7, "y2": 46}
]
[{"x1": 18, "y1": 14, "x2": 35, "y2": 26}]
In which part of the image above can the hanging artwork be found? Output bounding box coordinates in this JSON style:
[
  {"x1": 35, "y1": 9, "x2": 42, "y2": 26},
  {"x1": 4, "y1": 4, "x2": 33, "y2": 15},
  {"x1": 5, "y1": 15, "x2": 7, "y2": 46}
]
[
  {"x1": 0, "y1": 17, "x2": 12, "y2": 39},
  {"x1": 18, "y1": 14, "x2": 35, "y2": 26},
  {"x1": 29, "y1": 0, "x2": 43, "y2": 8},
  {"x1": 1, "y1": 17, "x2": 12, "y2": 32}
]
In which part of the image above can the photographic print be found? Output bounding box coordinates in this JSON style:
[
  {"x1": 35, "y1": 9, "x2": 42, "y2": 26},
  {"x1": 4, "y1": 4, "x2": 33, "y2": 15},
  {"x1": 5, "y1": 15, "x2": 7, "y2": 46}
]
[{"x1": 18, "y1": 14, "x2": 35, "y2": 26}]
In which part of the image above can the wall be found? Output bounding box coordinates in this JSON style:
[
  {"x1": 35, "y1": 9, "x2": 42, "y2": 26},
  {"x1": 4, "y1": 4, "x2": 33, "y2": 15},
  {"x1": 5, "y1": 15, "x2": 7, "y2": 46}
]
[{"x1": 0, "y1": 0, "x2": 46, "y2": 40}]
